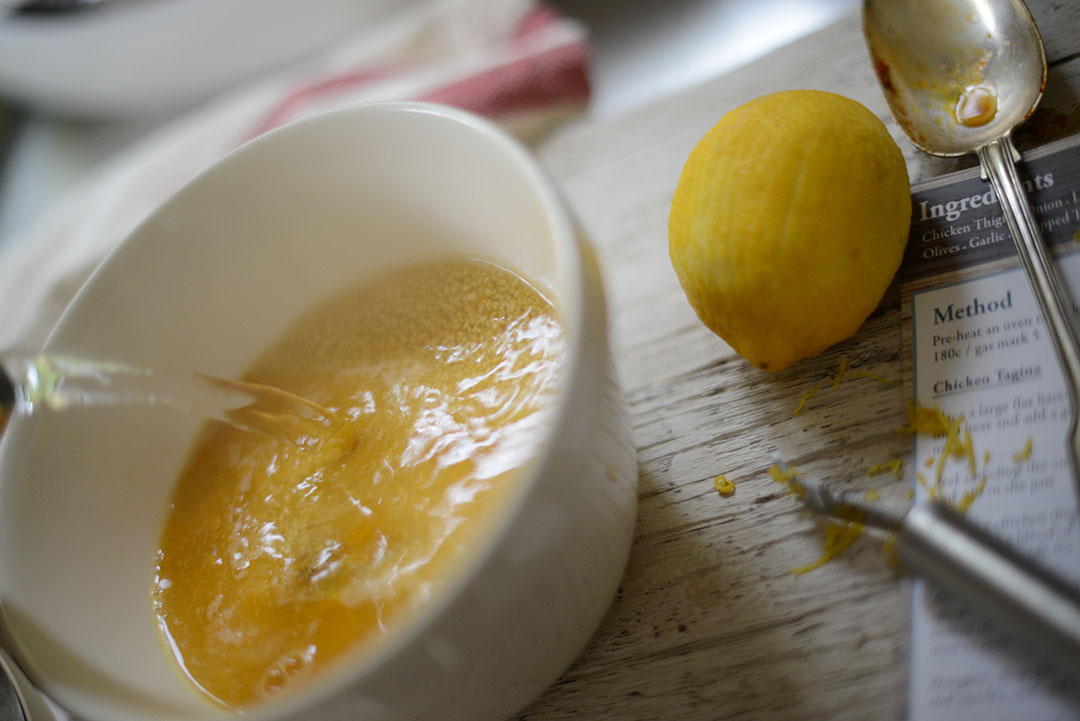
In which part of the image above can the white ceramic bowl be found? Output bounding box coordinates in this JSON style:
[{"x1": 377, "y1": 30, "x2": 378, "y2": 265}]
[{"x1": 0, "y1": 103, "x2": 637, "y2": 721}]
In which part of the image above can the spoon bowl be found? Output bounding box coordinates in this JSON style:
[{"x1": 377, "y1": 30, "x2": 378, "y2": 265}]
[{"x1": 864, "y1": 0, "x2": 1046, "y2": 155}]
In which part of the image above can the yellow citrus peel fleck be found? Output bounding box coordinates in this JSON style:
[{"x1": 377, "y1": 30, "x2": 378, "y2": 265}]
[
  {"x1": 902, "y1": 402, "x2": 991, "y2": 513},
  {"x1": 850, "y1": 369, "x2": 901, "y2": 387},
  {"x1": 955, "y1": 476, "x2": 988, "y2": 513},
  {"x1": 792, "y1": 384, "x2": 821, "y2": 416},
  {"x1": 867, "y1": 458, "x2": 903, "y2": 478},
  {"x1": 915, "y1": 469, "x2": 943, "y2": 502},
  {"x1": 832, "y1": 358, "x2": 849, "y2": 390},
  {"x1": 899, "y1": 402, "x2": 968, "y2": 487},
  {"x1": 1012, "y1": 437, "x2": 1033, "y2": 463},
  {"x1": 790, "y1": 520, "x2": 865, "y2": 575},
  {"x1": 899, "y1": 401, "x2": 964, "y2": 438},
  {"x1": 768, "y1": 463, "x2": 804, "y2": 497},
  {"x1": 714, "y1": 475, "x2": 736, "y2": 496},
  {"x1": 963, "y1": 429, "x2": 976, "y2": 479}
]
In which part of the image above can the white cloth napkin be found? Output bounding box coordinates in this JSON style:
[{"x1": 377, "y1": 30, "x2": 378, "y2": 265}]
[{"x1": 0, "y1": 0, "x2": 588, "y2": 351}]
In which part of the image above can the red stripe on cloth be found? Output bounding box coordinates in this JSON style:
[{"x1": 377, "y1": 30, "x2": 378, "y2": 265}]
[
  {"x1": 419, "y1": 39, "x2": 589, "y2": 118},
  {"x1": 244, "y1": 4, "x2": 588, "y2": 141}
]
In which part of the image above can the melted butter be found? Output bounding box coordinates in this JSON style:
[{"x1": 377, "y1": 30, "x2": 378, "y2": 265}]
[
  {"x1": 152, "y1": 260, "x2": 563, "y2": 708},
  {"x1": 955, "y1": 84, "x2": 998, "y2": 127}
]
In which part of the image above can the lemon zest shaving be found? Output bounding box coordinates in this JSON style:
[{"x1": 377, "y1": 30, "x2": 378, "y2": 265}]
[
  {"x1": 865, "y1": 489, "x2": 881, "y2": 501},
  {"x1": 1012, "y1": 437, "x2": 1033, "y2": 463},
  {"x1": 899, "y1": 402, "x2": 967, "y2": 489},
  {"x1": 917, "y1": 467, "x2": 944, "y2": 501},
  {"x1": 902, "y1": 404, "x2": 989, "y2": 511},
  {"x1": 850, "y1": 369, "x2": 901, "y2": 387},
  {"x1": 792, "y1": 384, "x2": 821, "y2": 416},
  {"x1": 790, "y1": 520, "x2": 865, "y2": 575},
  {"x1": 906, "y1": 488, "x2": 914, "y2": 501},
  {"x1": 898, "y1": 401, "x2": 965, "y2": 438},
  {"x1": 867, "y1": 458, "x2": 903, "y2": 478},
  {"x1": 768, "y1": 463, "x2": 804, "y2": 498},
  {"x1": 714, "y1": 475, "x2": 736, "y2": 496},
  {"x1": 954, "y1": 476, "x2": 988, "y2": 513},
  {"x1": 832, "y1": 357, "x2": 849, "y2": 390},
  {"x1": 934, "y1": 451, "x2": 948, "y2": 488},
  {"x1": 963, "y1": 429, "x2": 976, "y2": 479}
]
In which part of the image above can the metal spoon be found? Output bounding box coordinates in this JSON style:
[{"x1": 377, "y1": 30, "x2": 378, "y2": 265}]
[{"x1": 864, "y1": 0, "x2": 1080, "y2": 493}]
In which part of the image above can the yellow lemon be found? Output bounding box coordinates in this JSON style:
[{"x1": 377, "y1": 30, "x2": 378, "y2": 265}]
[{"x1": 668, "y1": 90, "x2": 911, "y2": 372}]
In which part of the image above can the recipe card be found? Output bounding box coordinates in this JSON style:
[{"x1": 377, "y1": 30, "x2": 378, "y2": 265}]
[{"x1": 900, "y1": 135, "x2": 1080, "y2": 721}]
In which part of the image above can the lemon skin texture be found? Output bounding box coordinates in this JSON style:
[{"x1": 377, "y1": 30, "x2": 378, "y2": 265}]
[{"x1": 668, "y1": 90, "x2": 911, "y2": 372}]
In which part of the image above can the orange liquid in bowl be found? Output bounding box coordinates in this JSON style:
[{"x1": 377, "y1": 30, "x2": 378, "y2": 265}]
[{"x1": 151, "y1": 260, "x2": 564, "y2": 708}]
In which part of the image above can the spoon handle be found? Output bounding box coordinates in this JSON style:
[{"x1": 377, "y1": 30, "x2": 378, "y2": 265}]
[{"x1": 976, "y1": 135, "x2": 1080, "y2": 496}]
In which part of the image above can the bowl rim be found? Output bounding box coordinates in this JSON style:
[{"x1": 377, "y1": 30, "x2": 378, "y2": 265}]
[{"x1": 32, "y1": 101, "x2": 591, "y2": 720}]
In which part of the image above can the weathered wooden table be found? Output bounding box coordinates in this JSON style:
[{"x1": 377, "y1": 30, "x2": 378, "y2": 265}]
[{"x1": 523, "y1": 3, "x2": 1080, "y2": 719}]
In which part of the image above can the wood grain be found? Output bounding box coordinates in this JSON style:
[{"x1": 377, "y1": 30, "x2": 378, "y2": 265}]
[{"x1": 518, "y1": 2, "x2": 1080, "y2": 719}]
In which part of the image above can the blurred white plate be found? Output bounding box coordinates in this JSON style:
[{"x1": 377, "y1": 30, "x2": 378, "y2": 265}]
[{"x1": 0, "y1": 0, "x2": 400, "y2": 118}]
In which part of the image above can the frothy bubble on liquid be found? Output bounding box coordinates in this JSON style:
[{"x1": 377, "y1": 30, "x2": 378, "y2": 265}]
[{"x1": 259, "y1": 646, "x2": 316, "y2": 698}]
